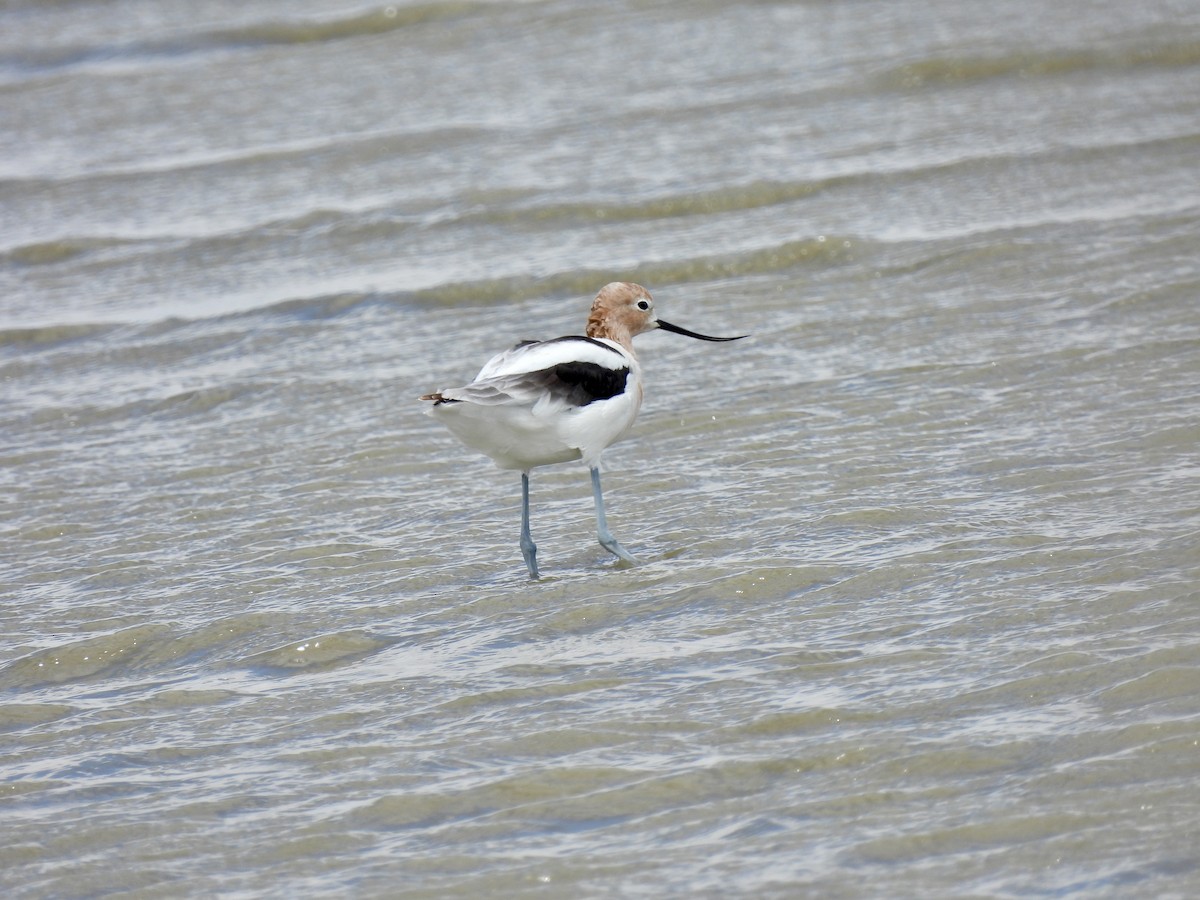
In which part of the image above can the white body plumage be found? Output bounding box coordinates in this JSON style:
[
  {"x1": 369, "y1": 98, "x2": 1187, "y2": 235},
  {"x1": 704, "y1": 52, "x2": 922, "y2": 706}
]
[{"x1": 426, "y1": 335, "x2": 643, "y2": 471}]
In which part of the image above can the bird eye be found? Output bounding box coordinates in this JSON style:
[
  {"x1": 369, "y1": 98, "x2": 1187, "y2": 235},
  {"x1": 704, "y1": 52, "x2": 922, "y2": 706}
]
[{"x1": 637, "y1": 299, "x2": 651, "y2": 310}]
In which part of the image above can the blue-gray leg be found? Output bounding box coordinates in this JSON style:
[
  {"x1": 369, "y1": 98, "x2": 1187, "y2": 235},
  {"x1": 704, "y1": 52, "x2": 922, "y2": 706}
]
[
  {"x1": 590, "y1": 466, "x2": 636, "y2": 564},
  {"x1": 520, "y1": 470, "x2": 539, "y2": 579}
]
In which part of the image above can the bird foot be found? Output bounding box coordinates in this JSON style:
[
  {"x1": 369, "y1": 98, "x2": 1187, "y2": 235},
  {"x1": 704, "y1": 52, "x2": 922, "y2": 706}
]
[
  {"x1": 520, "y1": 539, "x2": 540, "y2": 580},
  {"x1": 599, "y1": 534, "x2": 636, "y2": 565}
]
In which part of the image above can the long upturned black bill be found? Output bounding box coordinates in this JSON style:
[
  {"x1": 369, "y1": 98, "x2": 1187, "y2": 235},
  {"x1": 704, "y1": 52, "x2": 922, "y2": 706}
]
[{"x1": 657, "y1": 318, "x2": 748, "y2": 342}]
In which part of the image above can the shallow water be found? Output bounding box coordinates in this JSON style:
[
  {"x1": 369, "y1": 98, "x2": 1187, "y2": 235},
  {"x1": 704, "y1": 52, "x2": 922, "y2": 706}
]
[{"x1": 3, "y1": 0, "x2": 1200, "y2": 896}]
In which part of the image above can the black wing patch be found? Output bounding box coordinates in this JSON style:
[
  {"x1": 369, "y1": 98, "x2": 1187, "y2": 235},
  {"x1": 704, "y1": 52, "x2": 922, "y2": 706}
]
[{"x1": 549, "y1": 361, "x2": 629, "y2": 406}]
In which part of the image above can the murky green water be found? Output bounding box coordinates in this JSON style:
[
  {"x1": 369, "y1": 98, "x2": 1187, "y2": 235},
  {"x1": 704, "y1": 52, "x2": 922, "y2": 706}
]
[{"x1": 3, "y1": 0, "x2": 1199, "y2": 896}]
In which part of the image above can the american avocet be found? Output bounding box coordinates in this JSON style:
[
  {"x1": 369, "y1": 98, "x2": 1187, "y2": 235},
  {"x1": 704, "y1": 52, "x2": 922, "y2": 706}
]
[{"x1": 420, "y1": 282, "x2": 746, "y2": 579}]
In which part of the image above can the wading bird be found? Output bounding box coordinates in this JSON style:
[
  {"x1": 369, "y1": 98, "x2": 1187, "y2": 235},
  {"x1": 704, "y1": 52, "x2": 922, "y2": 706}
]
[{"x1": 420, "y1": 282, "x2": 746, "y2": 578}]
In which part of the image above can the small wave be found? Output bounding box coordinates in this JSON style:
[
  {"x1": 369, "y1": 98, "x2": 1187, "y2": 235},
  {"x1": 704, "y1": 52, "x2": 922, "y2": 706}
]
[
  {"x1": 147, "y1": 383, "x2": 272, "y2": 418},
  {"x1": 0, "y1": 120, "x2": 487, "y2": 192},
  {"x1": 0, "y1": 623, "x2": 176, "y2": 689},
  {"x1": 876, "y1": 40, "x2": 1200, "y2": 88},
  {"x1": 387, "y1": 235, "x2": 862, "y2": 309},
  {"x1": 22, "y1": 380, "x2": 275, "y2": 430},
  {"x1": 468, "y1": 178, "x2": 838, "y2": 228},
  {"x1": 208, "y1": 2, "x2": 492, "y2": 48},
  {"x1": 254, "y1": 292, "x2": 382, "y2": 321},
  {"x1": 2, "y1": 239, "x2": 96, "y2": 267},
  {"x1": 0, "y1": 703, "x2": 75, "y2": 732},
  {"x1": 245, "y1": 630, "x2": 394, "y2": 672},
  {"x1": 638, "y1": 235, "x2": 861, "y2": 283},
  {"x1": 238, "y1": 234, "x2": 862, "y2": 317},
  {"x1": 2, "y1": 2, "x2": 497, "y2": 76},
  {"x1": 0, "y1": 322, "x2": 115, "y2": 349}
]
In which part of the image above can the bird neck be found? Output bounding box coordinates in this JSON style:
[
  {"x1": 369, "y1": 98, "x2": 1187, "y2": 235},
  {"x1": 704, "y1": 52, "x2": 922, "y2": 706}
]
[{"x1": 586, "y1": 311, "x2": 635, "y2": 353}]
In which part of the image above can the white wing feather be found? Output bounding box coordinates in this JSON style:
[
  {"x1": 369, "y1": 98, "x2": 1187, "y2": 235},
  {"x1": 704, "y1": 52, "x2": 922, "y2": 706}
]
[{"x1": 475, "y1": 337, "x2": 627, "y2": 380}]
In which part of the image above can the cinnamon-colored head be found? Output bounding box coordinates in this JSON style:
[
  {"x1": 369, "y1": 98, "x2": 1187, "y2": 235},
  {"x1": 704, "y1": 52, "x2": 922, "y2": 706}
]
[{"x1": 585, "y1": 282, "x2": 658, "y2": 352}]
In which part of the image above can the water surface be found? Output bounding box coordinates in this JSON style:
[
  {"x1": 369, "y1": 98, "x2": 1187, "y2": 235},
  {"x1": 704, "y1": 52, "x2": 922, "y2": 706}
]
[{"x1": 3, "y1": 0, "x2": 1199, "y2": 896}]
